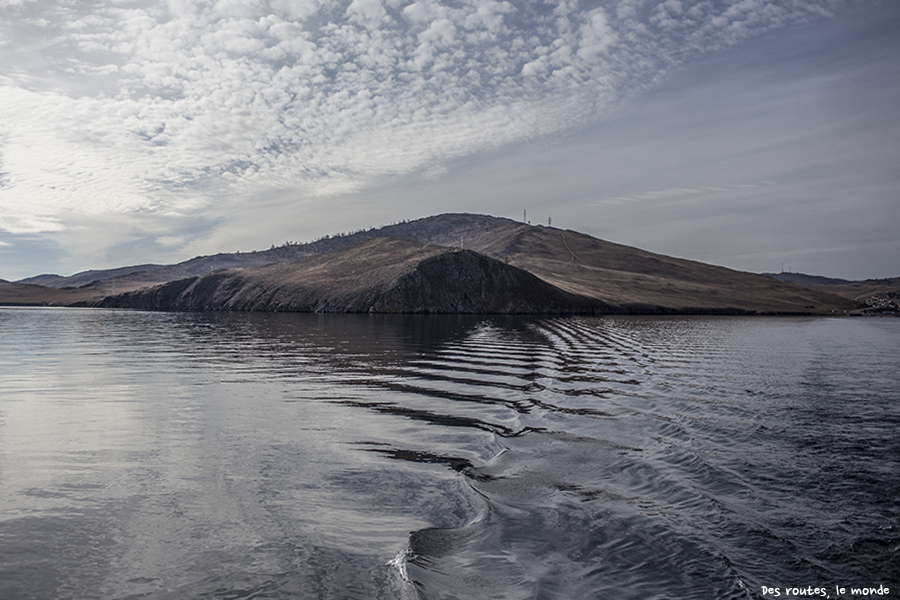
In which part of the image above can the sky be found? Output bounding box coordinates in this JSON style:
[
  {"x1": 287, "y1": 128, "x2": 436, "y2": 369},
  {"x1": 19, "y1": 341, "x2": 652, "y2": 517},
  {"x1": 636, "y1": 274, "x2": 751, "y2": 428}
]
[{"x1": 0, "y1": 0, "x2": 897, "y2": 281}]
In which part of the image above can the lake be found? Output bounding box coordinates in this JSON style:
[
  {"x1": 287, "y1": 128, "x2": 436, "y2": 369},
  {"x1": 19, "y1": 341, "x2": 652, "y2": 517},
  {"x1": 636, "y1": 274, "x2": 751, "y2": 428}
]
[{"x1": 0, "y1": 308, "x2": 897, "y2": 599}]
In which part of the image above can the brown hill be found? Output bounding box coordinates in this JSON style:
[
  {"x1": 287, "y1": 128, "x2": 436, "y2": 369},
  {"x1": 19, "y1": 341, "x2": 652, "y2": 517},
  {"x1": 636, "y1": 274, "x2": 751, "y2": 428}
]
[
  {"x1": 95, "y1": 237, "x2": 598, "y2": 314},
  {"x1": 3, "y1": 213, "x2": 864, "y2": 315},
  {"x1": 764, "y1": 272, "x2": 900, "y2": 301},
  {"x1": 18, "y1": 264, "x2": 167, "y2": 288},
  {"x1": 463, "y1": 224, "x2": 858, "y2": 314}
]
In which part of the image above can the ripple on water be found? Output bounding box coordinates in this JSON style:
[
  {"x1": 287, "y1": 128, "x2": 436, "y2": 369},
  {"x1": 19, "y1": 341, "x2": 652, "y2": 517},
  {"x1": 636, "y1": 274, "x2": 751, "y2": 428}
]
[{"x1": 1, "y1": 309, "x2": 898, "y2": 599}]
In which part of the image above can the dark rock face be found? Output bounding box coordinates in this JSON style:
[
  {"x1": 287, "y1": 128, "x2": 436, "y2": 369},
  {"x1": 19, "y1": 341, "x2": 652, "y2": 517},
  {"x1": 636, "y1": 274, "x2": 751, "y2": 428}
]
[
  {"x1": 96, "y1": 277, "x2": 198, "y2": 310},
  {"x1": 371, "y1": 250, "x2": 598, "y2": 314}
]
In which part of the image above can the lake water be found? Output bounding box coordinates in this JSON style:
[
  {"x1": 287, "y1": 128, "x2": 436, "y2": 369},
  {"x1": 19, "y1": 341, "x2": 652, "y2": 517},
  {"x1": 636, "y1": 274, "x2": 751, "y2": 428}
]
[{"x1": 0, "y1": 308, "x2": 897, "y2": 600}]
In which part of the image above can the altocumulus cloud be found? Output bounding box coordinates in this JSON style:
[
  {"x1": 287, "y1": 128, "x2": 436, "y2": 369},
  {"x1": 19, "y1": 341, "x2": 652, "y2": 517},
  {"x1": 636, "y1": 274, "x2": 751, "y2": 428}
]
[{"x1": 0, "y1": 0, "x2": 844, "y2": 268}]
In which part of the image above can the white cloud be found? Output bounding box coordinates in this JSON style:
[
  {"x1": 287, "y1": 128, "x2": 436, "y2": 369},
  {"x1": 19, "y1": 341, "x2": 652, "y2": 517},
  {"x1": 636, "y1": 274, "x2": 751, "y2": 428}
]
[
  {"x1": 463, "y1": 1, "x2": 514, "y2": 35},
  {"x1": 0, "y1": 0, "x2": 855, "y2": 268},
  {"x1": 346, "y1": 0, "x2": 387, "y2": 27},
  {"x1": 576, "y1": 8, "x2": 617, "y2": 60},
  {"x1": 595, "y1": 182, "x2": 774, "y2": 205},
  {"x1": 402, "y1": 1, "x2": 441, "y2": 24}
]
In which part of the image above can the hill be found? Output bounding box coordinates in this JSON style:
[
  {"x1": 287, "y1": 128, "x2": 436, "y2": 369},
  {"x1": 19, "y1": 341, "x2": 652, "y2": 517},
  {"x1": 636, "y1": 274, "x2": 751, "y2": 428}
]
[
  {"x1": 764, "y1": 272, "x2": 899, "y2": 314},
  {"x1": 18, "y1": 264, "x2": 168, "y2": 289},
  {"x1": 4, "y1": 213, "x2": 864, "y2": 315},
  {"x1": 95, "y1": 237, "x2": 599, "y2": 314},
  {"x1": 14, "y1": 214, "x2": 522, "y2": 290},
  {"x1": 764, "y1": 272, "x2": 900, "y2": 301}
]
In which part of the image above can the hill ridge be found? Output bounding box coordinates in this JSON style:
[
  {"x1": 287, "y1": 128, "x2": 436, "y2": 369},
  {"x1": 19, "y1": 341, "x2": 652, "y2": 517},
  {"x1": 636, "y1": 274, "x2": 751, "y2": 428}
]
[{"x1": 2, "y1": 214, "x2": 867, "y2": 314}]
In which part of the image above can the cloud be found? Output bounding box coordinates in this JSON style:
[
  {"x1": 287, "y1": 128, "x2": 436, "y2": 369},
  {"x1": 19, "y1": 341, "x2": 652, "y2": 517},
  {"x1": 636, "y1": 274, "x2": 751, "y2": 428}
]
[
  {"x1": 597, "y1": 182, "x2": 775, "y2": 205},
  {"x1": 0, "y1": 0, "x2": 857, "y2": 275},
  {"x1": 346, "y1": 0, "x2": 388, "y2": 27}
]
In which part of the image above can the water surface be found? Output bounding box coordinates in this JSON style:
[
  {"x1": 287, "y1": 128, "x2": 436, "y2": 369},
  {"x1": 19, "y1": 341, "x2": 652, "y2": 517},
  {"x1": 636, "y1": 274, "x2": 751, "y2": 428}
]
[{"x1": 1, "y1": 308, "x2": 897, "y2": 599}]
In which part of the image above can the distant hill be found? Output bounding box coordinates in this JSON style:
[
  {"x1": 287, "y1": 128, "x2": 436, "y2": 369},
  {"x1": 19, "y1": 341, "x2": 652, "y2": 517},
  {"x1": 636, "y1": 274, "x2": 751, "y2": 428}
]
[
  {"x1": 764, "y1": 272, "x2": 900, "y2": 301},
  {"x1": 763, "y1": 272, "x2": 899, "y2": 314},
  {"x1": 18, "y1": 264, "x2": 168, "y2": 289},
  {"x1": 762, "y1": 272, "x2": 853, "y2": 287},
  {"x1": 3, "y1": 213, "x2": 866, "y2": 315}
]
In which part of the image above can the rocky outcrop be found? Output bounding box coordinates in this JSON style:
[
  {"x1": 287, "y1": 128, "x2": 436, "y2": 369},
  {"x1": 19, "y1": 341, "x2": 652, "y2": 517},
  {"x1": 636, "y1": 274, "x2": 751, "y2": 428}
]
[
  {"x1": 97, "y1": 277, "x2": 198, "y2": 310},
  {"x1": 368, "y1": 250, "x2": 598, "y2": 313}
]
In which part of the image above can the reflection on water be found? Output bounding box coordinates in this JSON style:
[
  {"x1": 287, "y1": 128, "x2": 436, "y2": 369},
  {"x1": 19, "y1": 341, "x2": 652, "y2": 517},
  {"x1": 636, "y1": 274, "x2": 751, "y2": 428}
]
[{"x1": 0, "y1": 308, "x2": 898, "y2": 599}]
